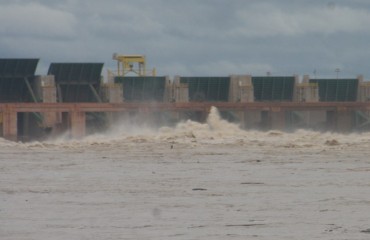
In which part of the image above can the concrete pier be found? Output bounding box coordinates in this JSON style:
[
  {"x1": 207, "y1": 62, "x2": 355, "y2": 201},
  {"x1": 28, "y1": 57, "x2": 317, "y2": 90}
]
[
  {"x1": 70, "y1": 111, "x2": 86, "y2": 139},
  {"x1": 2, "y1": 109, "x2": 17, "y2": 141},
  {"x1": 335, "y1": 109, "x2": 354, "y2": 132}
]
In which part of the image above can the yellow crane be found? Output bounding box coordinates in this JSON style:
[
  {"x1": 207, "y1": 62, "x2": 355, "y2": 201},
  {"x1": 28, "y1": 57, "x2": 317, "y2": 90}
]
[{"x1": 112, "y1": 53, "x2": 156, "y2": 77}]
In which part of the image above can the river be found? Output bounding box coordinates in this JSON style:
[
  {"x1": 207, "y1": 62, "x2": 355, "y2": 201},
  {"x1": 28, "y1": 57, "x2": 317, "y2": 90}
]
[{"x1": 1, "y1": 107, "x2": 370, "y2": 239}]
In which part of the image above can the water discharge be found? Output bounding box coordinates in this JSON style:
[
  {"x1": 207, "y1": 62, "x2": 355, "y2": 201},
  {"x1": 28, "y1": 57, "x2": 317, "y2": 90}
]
[{"x1": 7, "y1": 106, "x2": 369, "y2": 151}]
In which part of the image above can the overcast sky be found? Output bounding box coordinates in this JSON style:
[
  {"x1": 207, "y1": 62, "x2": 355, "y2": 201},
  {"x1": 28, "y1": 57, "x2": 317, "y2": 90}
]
[{"x1": 1, "y1": 0, "x2": 369, "y2": 79}]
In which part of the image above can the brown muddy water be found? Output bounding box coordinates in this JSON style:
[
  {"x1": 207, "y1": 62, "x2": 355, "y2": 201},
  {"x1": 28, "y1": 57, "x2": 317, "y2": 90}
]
[{"x1": 1, "y1": 107, "x2": 370, "y2": 239}]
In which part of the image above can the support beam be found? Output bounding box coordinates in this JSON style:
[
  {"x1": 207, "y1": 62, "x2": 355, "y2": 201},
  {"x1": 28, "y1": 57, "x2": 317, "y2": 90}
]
[
  {"x1": 3, "y1": 109, "x2": 17, "y2": 141},
  {"x1": 1, "y1": 102, "x2": 370, "y2": 113},
  {"x1": 89, "y1": 84, "x2": 102, "y2": 103},
  {"x1": 354, "y1": 110, "x2": 370, "y2": 129},
  {"x1": 24, "y1": 77, "x2": 39, "y2": 102},
  {"x1": 70, "y1": 111, "x2": 86, "y2": 139}
]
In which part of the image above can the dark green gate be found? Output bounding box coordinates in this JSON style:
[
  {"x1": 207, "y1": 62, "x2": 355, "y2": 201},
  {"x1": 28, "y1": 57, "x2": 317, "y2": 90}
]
[
  {"x1": 252, "y1": 76, "x2": 295, "y2": 101},
  {"x1": 309, "y1": 78, "x2": 358, "y2": 102},
  {"x1": 114, "y1": 76, "x2": 166, "y2": 102},
  {"x1": 179, "y1": 77, "x2": 230, "y2": 102}
]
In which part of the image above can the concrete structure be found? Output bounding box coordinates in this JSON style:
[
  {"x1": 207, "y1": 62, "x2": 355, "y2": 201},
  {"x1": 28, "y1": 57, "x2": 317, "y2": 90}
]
[
  {"x1": 173, "y1": 76, "x2": 189, "y2": 102},
  {"x1": 163, "y1": 76, "x2": 172, "y2": 102},
  {"x1": 33, "y1": 75, "x2": 59, "y2": 128},
  {"x1": 2, "y1": 56, "x2": 370, "y2": 140},
  {"x1": 100, "y1": 83, "x2": 124, "y2": 103},
  {"x1": 2, "y1": 101, "x2": 370, "y2": 141},
  {"x1": 354, "y1": 76, "x2": 370, "y2": 130},
  {"x1": 295, "y1": 75, "x2": 319, "y2": 102},
  {"x1": 229, "y1": 75, "x2": 254, "y2": 103},
  {"x1": 358, "y1": 79, "x2": 370, "y2": 102}
]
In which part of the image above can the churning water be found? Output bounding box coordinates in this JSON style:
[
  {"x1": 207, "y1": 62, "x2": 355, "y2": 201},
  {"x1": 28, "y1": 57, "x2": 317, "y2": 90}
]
[{"x1": 1, "y1": 107, "x2": 370, "y2": 239}]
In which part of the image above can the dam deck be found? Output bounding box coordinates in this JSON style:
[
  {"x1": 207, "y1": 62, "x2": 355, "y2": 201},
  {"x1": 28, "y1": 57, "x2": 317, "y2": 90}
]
[{"x1": 1, "y1": 101, "x2": 370, "y2": 112}]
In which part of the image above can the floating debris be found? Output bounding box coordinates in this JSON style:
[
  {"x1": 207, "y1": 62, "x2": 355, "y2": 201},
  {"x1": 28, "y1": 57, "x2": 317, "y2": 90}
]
[
  {"x1": 241, "y1": 182, "x2": 264, "y2": 185},
  {"x1": 225, "y1": 224, "x2": 265, "y2": 227},
  {"x1": 192, "y1": 188, "x2": 207, "y2": 191},
  {"x1": 325, "y1": 139, "x2": 340, "y2": 146},
  {"x1": 188, "y1": 225, "x2": 206, "y2": 229}
]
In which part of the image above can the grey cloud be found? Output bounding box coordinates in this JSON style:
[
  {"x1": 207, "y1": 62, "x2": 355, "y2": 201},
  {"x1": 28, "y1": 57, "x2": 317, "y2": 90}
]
[
  {"x1": 0, "y1": 0, "x2": 369, "y2": 78},
  {"x1": 232, "y1": 3, "x2": 370, "y2": 37},
  {"x1": 0, "y1": 2, "x2": 77, "y2": 39}
]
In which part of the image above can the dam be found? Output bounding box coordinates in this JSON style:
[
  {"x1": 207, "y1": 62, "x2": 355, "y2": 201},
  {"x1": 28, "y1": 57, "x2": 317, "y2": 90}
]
[{"x1": 1, "y1": 57, "x2": 370, "y2": 141}]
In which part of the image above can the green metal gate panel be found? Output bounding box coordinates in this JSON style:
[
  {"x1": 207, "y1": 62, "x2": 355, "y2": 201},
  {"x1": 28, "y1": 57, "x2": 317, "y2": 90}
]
[
  {"x1": 114, "y1": 76, "x2": 166, "y2": 102},
  {"x1": 252, "y1": 76, "x2": 295, "y2": 101},
  {"x1": 0, "y1": 77, "x2": 34, "y2": 102},
  {"x1": 58, "y1": 84, "x2": 100, "y2": 102},
  {"x1": 48, "y1": 63, "x2": 103, "y2": 102},
  {"x1": 0, "y1": 58, "x2": 39, "y2": 77},
  {"x1": 48, "y1": 63, "x2": 103, "y2": 84},
  {"x1": 179, "y1": 77, "x2": 230, "y2": 102},
  {"x1": 0, "y1": 59, "x2": 39, "y2": 102},
  {"x1": 309, "y1": 79, "x2": 358, "y2": 101}
]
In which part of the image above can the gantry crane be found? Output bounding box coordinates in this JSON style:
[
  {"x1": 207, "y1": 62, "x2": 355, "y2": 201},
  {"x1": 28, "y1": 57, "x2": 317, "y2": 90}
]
[{"x1": 112, "y1": 53, "x2": 156, "y2": 77}]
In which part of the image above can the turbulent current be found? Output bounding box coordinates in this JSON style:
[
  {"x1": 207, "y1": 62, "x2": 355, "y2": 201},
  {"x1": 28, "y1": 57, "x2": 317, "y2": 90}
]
[{"x1": 1, "y1": 107, "x2": 370, "y2": 239}]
